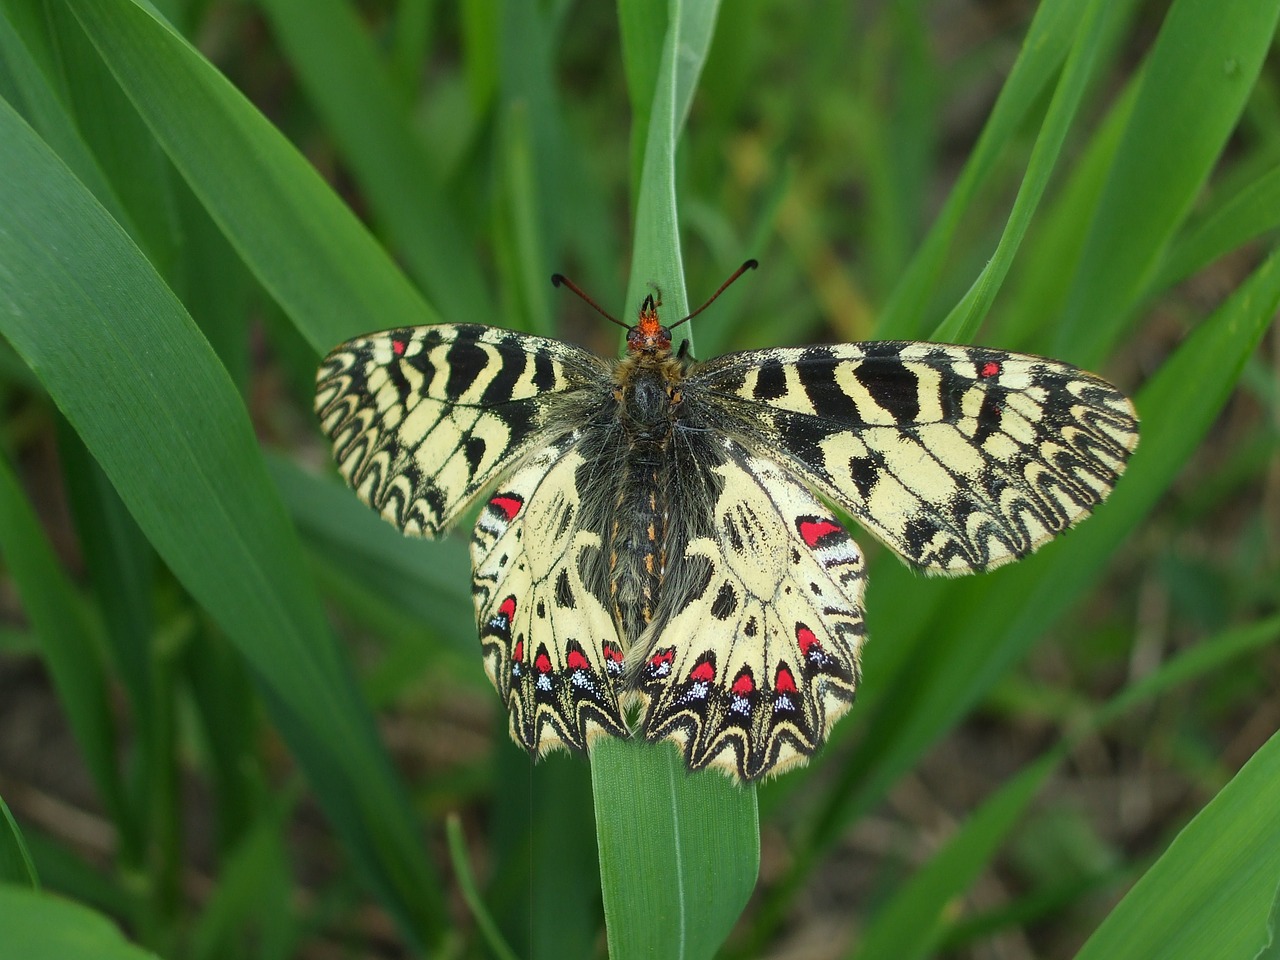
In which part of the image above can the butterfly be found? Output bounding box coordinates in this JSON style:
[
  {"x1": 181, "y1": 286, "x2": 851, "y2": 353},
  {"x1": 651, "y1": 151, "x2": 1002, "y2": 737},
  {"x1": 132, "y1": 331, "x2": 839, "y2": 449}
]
[{"x1": 314, "y1": 262, "x2": 1139, "y2": 781}]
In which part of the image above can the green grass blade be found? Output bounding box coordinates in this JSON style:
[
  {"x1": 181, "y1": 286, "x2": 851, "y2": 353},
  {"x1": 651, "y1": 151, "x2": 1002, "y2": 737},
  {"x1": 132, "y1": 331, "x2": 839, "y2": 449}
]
[
  {"x1": 493, "y1": 98, "x2": 552, "y2": 336},
  {"x1": 621, "y1": 0, "x2": 722, "y2": 326},
  {"x1": 0, "y1": 99, "x2": 444, "y2": 943},
  {"x1": 0, "y1": 452, "x2": 133, "y2": 855},
  {"x1": 268, "y1": 454, "x2": 475, "y2": 649},
  {"x1": 618, "y1": 0, "x2": 666, "y2": 191},
  {"x1": 490, "y1": 0, "x2": 564, "y2": 340},
  {"x1": 0, "y1": 797, "x2": 39, "y2": 889},
  {"x1": 873, "y1": 0, "x2": 1081, "y2": 339},
  {"x1": 852, "y1": 753, "x2": 1058, "y2": 960},
  {"x1": 1090, "y1": 616, "x2": 1280, "y2": 730},
  {"x1": 0, "y1": 884, "x2": 160, "y2": 960},
  {"x1": 255, "y1": 0, "x2": 493, "y2": 324},
  {"x1": 987, "y1": 79, "x2": 1138, "y2": 351},
  {"x1": 56, "y1": 426, "x2": 156, "y2": 734},
  {"x1": 189, "y1": 804, "x2": 297, "y2": 960},
  {"x1": 179, "y1": 627, "x2": 259, "y2": 854},
  {"x1": 0, "y1": 5, "x2": 131, "y2": 230},
  {"x1": 1152, "y1": 163, "x2": 1280, "y2": 294},
  {"x1": 486, "y1": 755, "x2": 601, "y2": 960},
  {"x1": 931, "y1": 0, "x2": 1113, "y2": 344},
  {"x1": 388, "y1": 0, "x2": 436, "y2": 102},
  {"x1": 622, "y1": 0, "x2": 688, "y2": 324},
  {"x1": 70, "y1": 0, "x2": 436, "y2": 355},
  {"x1": 445, "y1": 814, "x2": 518, "y2": 960},
  {"x1": 593, "y1": 740, "x2": 759, "y2": 960},
  {"x1": 1074, "y1": 728, "x2": 1280, "y2": 960},
  {"x1": 593, "y1": 4, "x2": 758, "y2": 958},
  {"x1": 1052, "y1": 0, "x2": 1280, "y2": 365}
]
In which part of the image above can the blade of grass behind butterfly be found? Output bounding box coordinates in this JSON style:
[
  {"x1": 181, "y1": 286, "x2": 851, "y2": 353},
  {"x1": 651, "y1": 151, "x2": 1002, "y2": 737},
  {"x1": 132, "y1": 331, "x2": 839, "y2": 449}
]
[
  {"x1": 487, "y1": 753, "x2": 601, "y2": 960},
  {"x1": 929, "y1": 0, "x2": 1113, "y2": 345},
  {"x1": 69, "y1": 0, "x2": 437, "y2": 355},
  {"x1": 1050, "y1": 0, "x2": 1280, "y2": 368},
  {"x1": 0, "y1": 101, "x2": 443, "y2": 944},
  {"x1": 594, "y1": 3, "x2": 758, "y2": 959},
  {"x1": 0, "y1": 5, "x2": 133, "y2": 233},
  {"x1": 267, "y1": 454, "x2": 482, "y2": 710},
  {"x1": 618, "y1": 0, "x2": 665, "y2": 195},
  {"x1": 0, "y1": 796, "x2": 39, "y2": 889},
  {"x1": 0, "y1": 452, "x2": 136, "y2": 864},
  {"x1": 268, "y1": 454, "x2": 475, "y2": 651},
  {"x1": 983, "y1": 78, "x2": 1137, "y2": 351},
  {"x1": 1149, "y1": 162, "x2": 1280, "y2": 296},
  {"x1": 188, "y1": 799, "x2": 298, "y2": 960},
  {"x1": 1074, "y1": 730, "x2": 1280, "y2": 960},
  {"x1": 750, "y1": 243, "x2": 1280, "y2": 951},
  {"x1": 0, "y1": 885, "x2": 162, "y2": 960},
  {"x1": 872, "y1": 0, "x2": 1107, "y2": 340},
  {"x1": 997, "y1": 0, "x2": 1280, "y2": 361},
  {"x1": 53, "y1": 424, "x2": 177, "y2": 920},
  {"x1": 255, "y1": 0, "x2": 492, "y2": 325},
  {"x1": 491, "y1": 3, "x2": 558, "y2": 338}
]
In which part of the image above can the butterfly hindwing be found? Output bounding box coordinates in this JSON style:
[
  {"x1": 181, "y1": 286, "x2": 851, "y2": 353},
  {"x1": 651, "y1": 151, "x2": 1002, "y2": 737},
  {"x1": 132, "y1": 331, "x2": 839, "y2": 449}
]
[
  {"x1": 636, "y1": 442, "x2": 865, "y2": 780},
  {"x1": 471, "y1": 435, "x2": 627, "y2": 754},
  {"x1": 694, "y1": 341, "x2": 1139, "y2": 573},
  {"x1": 315, "y1": 324, "x2": 605, "y2": 537}
]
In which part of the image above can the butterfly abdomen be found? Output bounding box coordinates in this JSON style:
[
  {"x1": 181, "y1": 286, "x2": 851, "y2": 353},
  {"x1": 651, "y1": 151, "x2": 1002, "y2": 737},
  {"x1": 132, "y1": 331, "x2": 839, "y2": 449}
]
[{"x1": 605, "y1": 359, "x2": 686, "y2": 645}]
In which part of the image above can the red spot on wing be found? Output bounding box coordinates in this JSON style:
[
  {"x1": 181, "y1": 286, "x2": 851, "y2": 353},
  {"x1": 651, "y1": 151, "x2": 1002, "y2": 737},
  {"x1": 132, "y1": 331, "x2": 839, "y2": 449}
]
[
  {"x1": 512, "y1": 638, "x2": 524, "y2": 661},
  {"x1": 731, "y1": 672, "x2": 755, "y2": 696},
  {"x1": 392, "y1": 339, "x2": 407, "y2": 356},
  {"x1": 798, "y1": 518, "x2": 843, "y2": 548},
  {"x1": 774, "y1": 666, "x2": 797, "y2": 693},
  {"x1": 603, "y1": 642, "x2": 623, "y2": 663},
  {"x1": 534, "y1": 652, "x2": 553, "y2": 674},
  {"x1": 797, "y1": 625, "x2": 821, "y2": 656},
  {"x1": 490, "y1": 495, "x2": 523, "y2": 521},
  {"x1": 567, "y1": 649, "x2": 590, "y2": 671},
  {"x1": 689, "y1": 660, "x2": 715, "y2": 683},
  {"x1": 979, "y1": 360, "x2": 1000, "y2": 378},
  {"x1": 650, "y1": 649, "x2": 674, "y2": 667},
  {"x1": 498, "y1": 597, "x2": 516, "y2": 620}
]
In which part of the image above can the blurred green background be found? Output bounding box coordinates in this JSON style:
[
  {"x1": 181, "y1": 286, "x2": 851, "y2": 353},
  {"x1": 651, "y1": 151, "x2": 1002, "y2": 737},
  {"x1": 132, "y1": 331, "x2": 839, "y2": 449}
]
[{"x1": 0, "y1": 1, "x2": 1278, "y2": 958}]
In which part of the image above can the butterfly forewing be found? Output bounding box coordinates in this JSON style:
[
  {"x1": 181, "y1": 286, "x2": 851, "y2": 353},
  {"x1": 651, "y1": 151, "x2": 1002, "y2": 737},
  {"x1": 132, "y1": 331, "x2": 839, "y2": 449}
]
[
  {"x1": 694, "y1": 341, "x2": 1139, "y2": 572},
  {"x1": 315, "y1": 324, "x2": 606, "y2": 537}
]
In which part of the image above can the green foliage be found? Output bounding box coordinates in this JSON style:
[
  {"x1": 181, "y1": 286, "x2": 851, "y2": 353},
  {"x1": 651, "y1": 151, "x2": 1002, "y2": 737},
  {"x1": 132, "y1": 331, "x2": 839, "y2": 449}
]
[{"x1": 0, "y1": 0, "x2": 1277, "y2": 957}]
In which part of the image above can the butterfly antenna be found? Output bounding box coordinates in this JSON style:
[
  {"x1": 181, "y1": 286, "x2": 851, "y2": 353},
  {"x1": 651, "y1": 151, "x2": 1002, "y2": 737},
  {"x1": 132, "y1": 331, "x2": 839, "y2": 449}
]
[
  {"x1": 551, "y1": 273, "x2": 630, "y2": 331},
  {"x1": 668, "y1": 259, "x2": 759, "y2": 331}
]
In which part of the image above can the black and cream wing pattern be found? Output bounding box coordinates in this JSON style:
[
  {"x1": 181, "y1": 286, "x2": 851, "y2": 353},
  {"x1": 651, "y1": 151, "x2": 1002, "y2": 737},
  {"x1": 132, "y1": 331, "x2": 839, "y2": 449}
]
[{"x1": 316, "y1": 299, "x2": 1139, "y2": 781}]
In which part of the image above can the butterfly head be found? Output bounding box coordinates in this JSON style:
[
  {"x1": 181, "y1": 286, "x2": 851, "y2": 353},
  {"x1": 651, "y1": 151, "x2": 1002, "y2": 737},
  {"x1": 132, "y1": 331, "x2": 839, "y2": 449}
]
[{"x1": 626, "y1": 294, "x2": 673, "y2": 357}]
